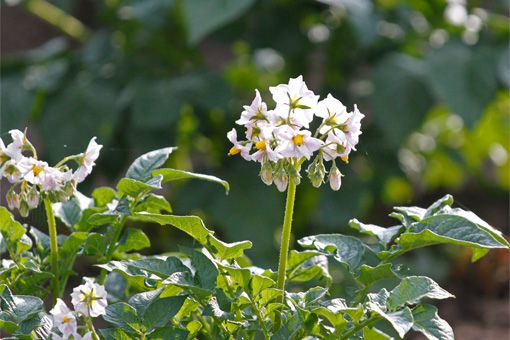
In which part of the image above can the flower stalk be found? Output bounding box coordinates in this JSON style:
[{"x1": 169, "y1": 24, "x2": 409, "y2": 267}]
[{"x1": 44, "y1": 196, "x2": 60, "y2": 303}]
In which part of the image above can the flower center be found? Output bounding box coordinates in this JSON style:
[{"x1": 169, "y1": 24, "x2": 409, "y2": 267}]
[
  {"x1": 255, "y1": 140, "x2": 266, "y2": 150},
  {"x1": 31, "y1": 164, "x2": 44, "y2": 176},
  {"x1": 341, "y1": 155, "x2": 349, "y2": 163},
  {"x1": 63, "y1": 315, "x2": 71, "y2": 324},
  {"x1": 229, "y1": 146, "x2": 240, "y2": 156},
  {"x1": 292, "y1": 134, "x2": 304, "y2": 146}
]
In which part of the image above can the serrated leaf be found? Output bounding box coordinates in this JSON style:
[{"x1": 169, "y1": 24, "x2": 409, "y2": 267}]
[
  {"x1": 130, "y1": 213, "x2": 251, "y2": 259},
  {"x1": 126, "y1": 147, "x2": 175, "y2": 181},
  {"x1": 388, "y1": 276, "x2": 454, "y2": 310},
  {"x1": 411, "y1": 304, "x2": 454, "y2": 340},
  {"x1": 153, "y1": 168, "x2": 229, "y2": 194},
  {"x1": 298, "y1": 234, "x2": 365, "y2": 270},
  {"x1": 117, "y1": 228, "x2": 151, "y2": 253}
]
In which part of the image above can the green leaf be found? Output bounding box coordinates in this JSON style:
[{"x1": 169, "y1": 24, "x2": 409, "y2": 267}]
[
  {"x1": 312, "y1": 298, "x2": 351, "y2": 328},
  {"x1": 104, "y1": 302, "x2": 144, "y2": 334},
  {"x1": 0, "y1": 285, "x2": 45, "y2": 329},
  {"x1": 53, "y1": 191, "x2": 94, "y2": 228},
  {"x1": 370, "y1": 304, "x2": 414, "y2": 338},
  {"x1": 148, "y1": 327, "x2": 189, "y2": 340},
  {"x1": 92, "y1": 187, "x2": 117, "y2": 207},
  {"x1": 162, "y1": 272, "x2": 211, "y2": 299},
  {"x1": 130, "y1": 213, "x2": 252, "y2": 259},
  {"x1": 126, "y1": 147, "x2": 175, "y2": 181},
  {"x1": 388, "y1": 276, "x2": 454, "y2": 310},
  {"x1": 412, "y1": 304, "x2": 454, "y2": 340},
  {"x1": 182, "y1": 0, "x2": 254, "y2": 44},
  {"x1": 350, "y1": 219, "x2": 404, "y2": 247},
  {"x1": 298, "y1": 234, "x2": 365, "y2": 270},
  {"x1": 187, "y1": 249, "x2": 218, "y2": 290},
  {"x1": 89, "y1": 197, "x2": 131, "y2": 226},
  {"x1": 134, "y1": 194, "x2": 172, "y2": 214},
  {"x1": 117, "y1": 175, "x2": 163, "y2": 197},
  {"x1": 0, "y1": 207, "x2": 27, "y2": 254},
  {"x1": 98, "y1": 257, "x2": 189, "y2": 280},
  {"x1": 83, "y1": 232, "x2": 107, "y2": 256},
  {"x1": 356, "y1": 264, "x2": 401, "y2": 288},
  {"x1": 250, "y1": 274, "x2": 275, "y2": 297},
  {"x1": 99, "y1": 328, "x2": 134, "y2": 340},
  {"x1": 424, "y1": 195, "x2": 454, "y2": 217},
  {"x1": 29, "y1": 227, "x2": 50, "y2": 252},
  {"x1": 128, "y1": 289, "x2": 186, "y2": 329},
  {"x1": 154, "y1": 168, "x2": 229, "y2": 194},
  {"x1": 396, "y1": 215, "x2": 509, "y2": 259},
  {"x1": 117, "y1": 228, "x2": 151, "y2": 253},
  {"x1": 288, "y1": 286, "x2": 328, "y2": 307},
  {"x1": 288, "y1": 254, "x2": 331, "y2": 284},
  {"x1": 59, "y1": 232, "x2": 88, "y2": 274},
  {"x1": 363, "y1": 327, "x2": 393, "y2": 340}
]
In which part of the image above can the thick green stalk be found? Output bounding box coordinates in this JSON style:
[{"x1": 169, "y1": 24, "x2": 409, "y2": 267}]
[
  {"x1": 44, "y1": 197, "x2": 60, "y2": 303},
  {"x1": 276, "y1": 178, "x2": 297, "y2": 303}
]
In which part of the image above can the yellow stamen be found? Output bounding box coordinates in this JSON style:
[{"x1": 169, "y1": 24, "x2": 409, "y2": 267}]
[
  {"x1": 292, "y1": 134, "x2": 304, "y2": 146},
  {"x1": 31, "y1": 164, "x2": 44, "y2": 176},
  {"x1": 228, "y1": 146, "x2": 240, "y2": 156},
  {"x1": 341, "y1": 155, "x2": 349, "y2": 163},
  {"x1": 63, "y1": 316, "x2": 71, "y2": 324},
  {"x1": 255, "y1": 140, "x2": 266, "y2": 150}
]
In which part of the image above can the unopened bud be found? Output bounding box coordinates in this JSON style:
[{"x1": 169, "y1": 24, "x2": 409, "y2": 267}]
[
  {"x1": 307, "y1": 159, "x2": 326, "y2": 188},
  {"x1": 6, "y1": 190, "x2": 20, "y2": 210},
  {"x1": 260, "y1": 161, "x2": 273, "y2": 185},
  {"x1": 286, "y1": 164, "x2": 301, "y2": 186},
  {"x1": 19, "y1": 199, "x2": 29, "y2": 218},
  {"x1": 63, "y1": 180, "x2": 76, "y2": 197},
  {"x1": 273, "y1": 165, "x2": 289, "y2": 192},
  {"x1": 26, "y1": 186, "x2": 40, "y2": 209},
  {"x1": 328, "y1": 164, "x2": 343, "y2": 191}
]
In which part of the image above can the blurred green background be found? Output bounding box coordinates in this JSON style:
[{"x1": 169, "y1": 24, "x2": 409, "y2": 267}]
[{"x1": 1, "y1": 0, "x2": 509, "y2": 332}]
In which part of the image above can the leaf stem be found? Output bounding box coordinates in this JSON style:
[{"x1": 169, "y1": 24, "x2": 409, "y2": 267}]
[
  {"x1": 99, "y1": 215, "x2": 128, "y2": 283},
  {"x1": 275, "y1": 176, "x2": 297, "y2": 323},
  {"x1": 44, "y1": 197, "x2": 60, "y2": 303},
  {"x1": 340, "y1": 315, "x2": 382, "y2": 340}
]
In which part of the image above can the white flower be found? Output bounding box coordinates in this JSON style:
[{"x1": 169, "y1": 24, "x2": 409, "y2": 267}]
[
  {"x1": 316, "y1": 94, "x2": 349, "y2": 135},
  {"x1": 50, "y1": 298, "x2": 77, "y2": 337},
  {"x1": 2, "y1": 160, "x2": 24, "y2": 183},
  {"x1": 343, "y1": 104, "x2": 364, "y2": 151},
  {"x1": 71, "y1": 278, "x2": 108, "y2": 317},
  {"x1": 236, "y1": 90, "x2": 269, "y2": 126},
  {"x1": 276, "y1": 128, "x2": 323, "y2": 160},
  {"x1": 227, "y1": 128, "x2": 252, "y2": 160},
  {"x1": 329, "y1": 164, "x2": 343, "y2": 191},
  {"x1": 22, "y1": 158, "x2": 48, "y2": 186},
  {"x1": 5, "y1": 129, "x2": 27, "y2": 161},
  {"x1": 321, "y1": 133, "x2": 351, "y2": 162},
  {"x1": 74, "y1": 137, "x2": 102, "y2": 183},
  {"x1": 269, "y1": 75, "x2": 319, "y2": 128}
]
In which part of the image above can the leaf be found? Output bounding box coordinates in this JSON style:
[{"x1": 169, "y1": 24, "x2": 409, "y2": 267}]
[
  {"x1": 148, "y1": 327, "x2": 189, "y2": 340},
  {"x1": 286, "y1": 250, "x2": 323, "y2": 272},
  {"x1": 104, "y1": 302, "x2": 143, "y2": 334},
  {"x1": 134, "y1": 194, "x2": 172, "y2": 214},
  {"x1": 0, "y1": 285, "x2": 45, "y2": 334},
  {"x1": 92, "y1": 187, "x2": 117, "y2": 207},
  {"x1": 424, "y1": 195, "x2": 454, "y2": 218},
  {"x1": 363, "y1": 327, "x2": 393, "y2": 340},
  {"x1": 53, "y1": 191, "x2": 94, "y2": 228},
  {"x1": 117, "y1": 175, "x2": 163, "y2": 197},
  {"x1": 130, "y1": 213, "x2": 252, "y2": 259},
  {"x1": 0, "y1": 207, "x2": 27, "y2": 254},
  {"x1": 388, "y1": 276, "x2": 454, "y2": 310},
  {"x1": 411, "y1": 304, "x2": 454, "y2": 340},
  {"x1": 128, "y1": 289, "x2": 186, "y2": 329},
  {"x1": 181, "y1": 0, "x2": 254, "y2": 44},
  {"x1": 187, "y1": 249, "x2": 218, "y2": 290},
  {"x1": 370, "y1": 304, "x2": 414, "y2": 338},
  {"x1": 298, "y1": 234, "x2": 365, "y2": 270},
  {"x1": 356, "y1": 264, "x2": 401, "y2": 288},
  {"x1": 162, "y1": 272, "x2": 211, "y2": 299},
  {"x1": 126, "y1": 147, "x2": 175, "y2": 181},
  {"x1": 98, "y1": 257, "x2": 189, "y2": 280},
  {"x1": 83, "y1": 233, "x2": 107, "y2": 256},
  {"x1": 396, "y1": 215, "x2": 509, "y2": 259},
  {"x1": 117, "y1": 228, "x2": 151, "y2": 253},
  {"x1": 59, "y1": 232, "x2": 88, "y2": 273},
  {"x1": 89, "y1": 197, "x2": 131, "y2": 226},
  {"x1": 313, "y1": 298, "x2": 351, "y2": 328},
  {"x1": 99, "y1": 328, "x2": 134, "y2": 340},
  {"x1": 154, "y1": 168, "x2": 229, "y2": 194},
  {"x1": 349, "y1": 219, "x2": 404, "y2": 247},
  {"x1": 250, "y1": 274, "x2": 275, "y2": 297},
  {"x1": 288, "y1": 254, "x2": 331, "y2": 284}
]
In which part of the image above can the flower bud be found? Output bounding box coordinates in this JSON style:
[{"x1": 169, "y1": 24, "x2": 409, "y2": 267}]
[
  {"x1": 19, "y1": 199, "x2": 30, "y2": 218},
  {"x1": 307, "y1": 159, "x2": 326, "y2": 188},
  {"x1": 6, "y1": 190, "x2": 20, "y2": 210},
  {"x1": 26, "y1": 186, "x2": 40, "y2": 209},
  {"x1": 273, "y1": 166, "x2": 289, "y2": 192},
  {"x1": 328, "y1": 163, "x2": 343, "y2": 191},
  {"x1": 286, "y1": 164, "x2": 301, "y2": 186},
  {"x1": 259, "y1": 161, "x2": 273, "y2": 185}
]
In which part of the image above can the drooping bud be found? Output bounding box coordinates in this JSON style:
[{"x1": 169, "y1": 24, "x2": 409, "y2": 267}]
[
  {"x1": 307, "y1": 158, "x2": 326, "y2": 188},
  {"x1": 19, "y1": 199, "x2": 30, "y2": 218},
  {"x1": 260, "y1": 161, "x2": 273, "y2": 185},
  {"x1": 328, "y1": 163, "x2": 343, "y2": 191},
  {"x1": 286, "y1": 163, "x2": 301, "y2": 186},
  {"x1": 6, "y1": 190, "x2": 20, "y2": 210},
  {"x1": 26, "y1": 186, "x2": 40, "y2": 209},
  {"x1": 273, "y1": 164, "x2": 289, "y2": 192}
]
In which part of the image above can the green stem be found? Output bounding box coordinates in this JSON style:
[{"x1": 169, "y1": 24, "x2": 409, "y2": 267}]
[
  {"x1": 44, "y1": 197, "x2": 60, "y2": 303},
  {"x1": 24, "y1": 0, "x2": 89, "y2": 42},
  {"x1": 251, "y1": 299, "x2": 270, "y2": 340},
  {"x1": 275, "y1": 177, "x2": 297, "y2": 316},
  {"x1": 99, "y1": 215, "x2": 128, "y2": 283},
  {"x1": 86, "y1": 317, "x2": 100, "y2": 340},
  {"x1": 340, "y1": 315, "x2": 381, "y2": 340}
]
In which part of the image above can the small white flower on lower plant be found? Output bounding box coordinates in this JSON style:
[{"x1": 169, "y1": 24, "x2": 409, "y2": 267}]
[
  {"x1": 71, "y1": 278, "x2": 108, "y2": 317},
  {"x1": 74, "y1": 137, "x2": 103, "y2": 183},
  {"x1": 50, "y1": 298, "x2": 77, "y2": 337}
]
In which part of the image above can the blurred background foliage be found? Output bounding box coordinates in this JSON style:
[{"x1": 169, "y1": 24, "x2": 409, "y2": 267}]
[{"x1": 1, "y1": 0, "x2": 509, "y2": 278}]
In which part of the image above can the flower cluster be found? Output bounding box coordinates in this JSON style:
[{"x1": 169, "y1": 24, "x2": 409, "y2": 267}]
[
  {"x1": 50, "y1": 278, "x2": 108, "y2": 339},
  {"x1": 0, "y1": 129, "x2": 102, "y2": 216},
  {"x1": 228, "y1": 76, "x2": 364, "y2": 191}
]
